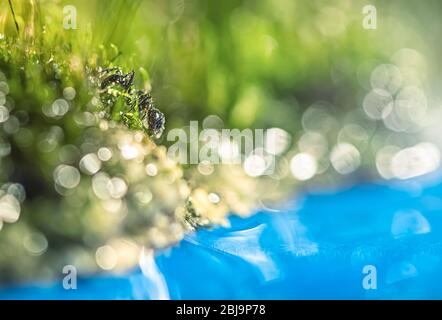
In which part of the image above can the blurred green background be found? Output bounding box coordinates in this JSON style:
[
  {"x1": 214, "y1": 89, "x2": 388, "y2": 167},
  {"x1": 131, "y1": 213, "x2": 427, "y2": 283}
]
[
  {"x1": 52, "y1": 0, "x2": 442, "y2": 131},
  {"x1": 2, "y1": 0, "x2": 442, "y2": 182}
]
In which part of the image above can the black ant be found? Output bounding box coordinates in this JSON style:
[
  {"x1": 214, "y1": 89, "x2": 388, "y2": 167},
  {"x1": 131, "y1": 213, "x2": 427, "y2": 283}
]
[{"x1": 99, "y1": 67, "x2": 165, "y2": 138}]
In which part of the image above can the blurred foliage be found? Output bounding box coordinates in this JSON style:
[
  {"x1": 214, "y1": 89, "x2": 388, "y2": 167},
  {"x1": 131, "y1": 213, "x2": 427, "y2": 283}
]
[
  {"x1": 2, "y1": 0, "x2": 441, "y2": 133},
  {"x1": 1, "y1": 0, "x2": 442, "y2": 283},
  {"x1": 0, "y1": 0, "x2": 387, "y2": 130}
]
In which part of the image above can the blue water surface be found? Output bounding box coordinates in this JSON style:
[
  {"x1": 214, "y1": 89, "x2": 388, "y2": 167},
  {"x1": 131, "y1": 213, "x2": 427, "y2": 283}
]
[{"x1": 2, "y1": 173, "x2": 442, "y2": 299}]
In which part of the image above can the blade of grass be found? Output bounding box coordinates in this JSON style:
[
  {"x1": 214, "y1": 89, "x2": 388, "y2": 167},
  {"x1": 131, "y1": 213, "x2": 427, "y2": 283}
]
[{"x1": 7, "y1": 0, "x2": 19, "y2": 34}]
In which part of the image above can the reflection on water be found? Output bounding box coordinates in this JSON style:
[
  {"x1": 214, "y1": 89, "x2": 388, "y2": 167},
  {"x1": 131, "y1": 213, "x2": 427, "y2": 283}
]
[
  {"x1": 188, "y1": 224, "x2": 281, "y2": 282},
  {"x1": 391, "y1": 210, "x2": 430, "y2": 238},
  {"x1": 138, "y1": 248, "x2": 169, "y2": 300},
  {"x1": 2, "y1": 172, "x2": 442, "y2": 299}
]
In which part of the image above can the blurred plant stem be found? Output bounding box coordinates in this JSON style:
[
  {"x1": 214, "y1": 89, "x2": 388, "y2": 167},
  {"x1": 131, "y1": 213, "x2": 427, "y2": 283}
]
[
  {"x1": 4, "y1": 0, "x2": 43, "y2": 46},
  {"x1": 7, "y1": 0, "x2": 19, "y2": 34}
]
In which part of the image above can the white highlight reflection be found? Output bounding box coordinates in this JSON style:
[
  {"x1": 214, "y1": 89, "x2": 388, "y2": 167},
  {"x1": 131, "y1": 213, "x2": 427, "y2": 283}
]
[{"x1": 139, "y1": 247, "x2": 170, "y2": 300}]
